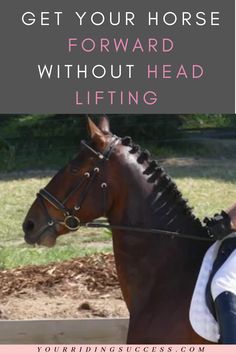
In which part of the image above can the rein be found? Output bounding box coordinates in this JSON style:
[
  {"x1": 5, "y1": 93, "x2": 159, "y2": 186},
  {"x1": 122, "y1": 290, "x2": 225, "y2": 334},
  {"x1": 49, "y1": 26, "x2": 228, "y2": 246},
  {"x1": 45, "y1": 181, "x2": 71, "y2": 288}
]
[
  {"x1": 35, "y1": 137, "x2": 216, "y2": 243},
  {"x1": 80, "y1": 222, "x2": 215, "y2": 242}
]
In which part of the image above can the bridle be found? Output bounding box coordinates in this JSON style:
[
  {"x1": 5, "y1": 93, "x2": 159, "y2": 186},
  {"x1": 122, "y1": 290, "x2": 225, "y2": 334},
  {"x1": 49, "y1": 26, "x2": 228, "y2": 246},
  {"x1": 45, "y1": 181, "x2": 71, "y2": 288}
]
[
  {"x1": 34, "y1": 136, "x2": 119, "y2": 241},
  {"x1": 34, "y1": 136, "x2": 217, "y2": 243}
]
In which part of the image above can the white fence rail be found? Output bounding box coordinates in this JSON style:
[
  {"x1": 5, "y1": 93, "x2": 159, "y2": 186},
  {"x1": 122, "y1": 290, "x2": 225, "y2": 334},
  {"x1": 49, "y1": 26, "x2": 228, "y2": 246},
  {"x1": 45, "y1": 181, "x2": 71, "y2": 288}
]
[{"x1": 0, "y1": 318, "x2": 129, "y2": 344}]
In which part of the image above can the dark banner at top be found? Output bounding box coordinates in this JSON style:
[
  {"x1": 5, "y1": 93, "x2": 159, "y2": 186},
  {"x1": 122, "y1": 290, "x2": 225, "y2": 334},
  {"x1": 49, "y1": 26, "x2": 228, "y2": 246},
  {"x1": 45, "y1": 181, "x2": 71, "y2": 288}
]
[{"x1": 0, "y1": 0, "x2": 234, "y2": 113}]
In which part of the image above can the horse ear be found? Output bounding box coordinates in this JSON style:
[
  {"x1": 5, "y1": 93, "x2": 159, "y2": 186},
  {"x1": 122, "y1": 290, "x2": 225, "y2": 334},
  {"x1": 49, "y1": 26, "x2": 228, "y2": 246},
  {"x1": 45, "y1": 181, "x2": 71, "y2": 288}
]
[
  {"x1": 98, "y1": 115, "x2": 110, "y2": 134},
  {"x1": 87, "y1": 117, "x2": 106, "y2": 148}
]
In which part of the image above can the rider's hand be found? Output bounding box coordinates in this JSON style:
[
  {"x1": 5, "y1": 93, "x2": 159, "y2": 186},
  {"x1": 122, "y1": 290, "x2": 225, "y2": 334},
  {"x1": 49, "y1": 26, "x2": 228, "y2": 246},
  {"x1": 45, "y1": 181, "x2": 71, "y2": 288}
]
[{"x1": 203, "y1": 210, "x2": 233, "y2": 240}]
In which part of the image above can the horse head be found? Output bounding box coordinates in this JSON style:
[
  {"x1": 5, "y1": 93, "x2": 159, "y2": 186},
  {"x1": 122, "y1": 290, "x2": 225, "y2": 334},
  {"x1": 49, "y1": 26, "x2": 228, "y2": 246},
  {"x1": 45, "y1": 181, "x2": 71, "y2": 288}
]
[{"x1": 23, "y1": 116, "x2": 120, "y2": 247}]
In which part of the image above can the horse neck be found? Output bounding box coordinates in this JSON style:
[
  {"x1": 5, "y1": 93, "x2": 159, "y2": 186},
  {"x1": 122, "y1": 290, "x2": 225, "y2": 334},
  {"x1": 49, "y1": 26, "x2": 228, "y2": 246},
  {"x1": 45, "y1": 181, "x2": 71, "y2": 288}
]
[
  {"x1": 106, "y1": 150, "x2": 211, "y2": 309},
  {"x1": 107, "y1": 150, "x2": 208, "y2": 241}
]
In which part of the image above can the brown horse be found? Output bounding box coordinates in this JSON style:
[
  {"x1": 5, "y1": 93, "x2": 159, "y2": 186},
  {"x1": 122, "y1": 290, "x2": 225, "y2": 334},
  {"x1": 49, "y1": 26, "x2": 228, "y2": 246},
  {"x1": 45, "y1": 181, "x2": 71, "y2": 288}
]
[{"x1": 23, "y1": 116, "x2": 213, "y2": 344}]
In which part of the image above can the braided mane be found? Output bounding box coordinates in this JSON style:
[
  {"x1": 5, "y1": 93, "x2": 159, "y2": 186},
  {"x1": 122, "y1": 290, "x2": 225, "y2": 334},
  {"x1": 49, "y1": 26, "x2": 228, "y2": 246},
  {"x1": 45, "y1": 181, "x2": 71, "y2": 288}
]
[{"x1": 121, "y1": 136, "x2": 204, "y2": 232}]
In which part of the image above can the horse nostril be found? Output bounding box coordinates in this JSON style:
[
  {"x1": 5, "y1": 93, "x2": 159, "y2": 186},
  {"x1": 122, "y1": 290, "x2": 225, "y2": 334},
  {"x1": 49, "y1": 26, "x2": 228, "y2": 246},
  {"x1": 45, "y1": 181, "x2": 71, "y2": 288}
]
[{"x1": 23, "y1": 220, "x2": 35, "y2": 233}]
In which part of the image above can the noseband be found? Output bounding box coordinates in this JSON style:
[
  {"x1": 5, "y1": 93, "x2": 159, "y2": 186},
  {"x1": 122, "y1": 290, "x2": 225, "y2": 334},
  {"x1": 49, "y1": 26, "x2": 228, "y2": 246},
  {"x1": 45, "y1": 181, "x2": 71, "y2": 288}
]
[{"x1": 34, "y1": 136, "x2": 119, "y2": 240}]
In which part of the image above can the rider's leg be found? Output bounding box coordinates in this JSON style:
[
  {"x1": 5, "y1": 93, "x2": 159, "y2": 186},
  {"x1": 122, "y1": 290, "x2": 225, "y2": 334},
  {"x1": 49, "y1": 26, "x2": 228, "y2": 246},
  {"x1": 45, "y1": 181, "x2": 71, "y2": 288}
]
[{"x1": 211, "y1": 249, "x2": 236, "y2": 343}]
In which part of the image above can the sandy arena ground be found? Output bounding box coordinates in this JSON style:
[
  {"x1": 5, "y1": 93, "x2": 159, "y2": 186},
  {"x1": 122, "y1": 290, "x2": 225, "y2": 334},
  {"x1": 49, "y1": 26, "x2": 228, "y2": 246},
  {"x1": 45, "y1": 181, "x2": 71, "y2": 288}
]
[{"x1": 0, "y1": 254, "x2": 129, "y2": 320}]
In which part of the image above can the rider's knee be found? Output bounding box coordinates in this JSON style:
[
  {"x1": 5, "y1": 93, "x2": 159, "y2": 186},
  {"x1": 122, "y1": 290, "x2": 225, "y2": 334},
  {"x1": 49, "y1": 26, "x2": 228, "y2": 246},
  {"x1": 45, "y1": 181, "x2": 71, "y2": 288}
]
[{"x1": 211, "y1": 268, "x2": 236, "y2": 302}]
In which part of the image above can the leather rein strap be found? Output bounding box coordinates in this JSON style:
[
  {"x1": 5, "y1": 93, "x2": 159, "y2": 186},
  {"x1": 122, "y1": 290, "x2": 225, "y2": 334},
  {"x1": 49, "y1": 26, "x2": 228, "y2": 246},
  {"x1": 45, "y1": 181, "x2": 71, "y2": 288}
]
[{"x1": 35, "y1": 137, "x2": 216, "y2": 243}]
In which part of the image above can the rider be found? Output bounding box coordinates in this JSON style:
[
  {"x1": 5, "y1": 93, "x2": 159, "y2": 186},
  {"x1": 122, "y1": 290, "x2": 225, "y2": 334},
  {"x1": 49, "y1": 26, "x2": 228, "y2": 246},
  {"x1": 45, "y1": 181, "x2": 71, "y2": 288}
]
[{"x1": 204, "y1": 204, "x2": 236, "y2": 343}]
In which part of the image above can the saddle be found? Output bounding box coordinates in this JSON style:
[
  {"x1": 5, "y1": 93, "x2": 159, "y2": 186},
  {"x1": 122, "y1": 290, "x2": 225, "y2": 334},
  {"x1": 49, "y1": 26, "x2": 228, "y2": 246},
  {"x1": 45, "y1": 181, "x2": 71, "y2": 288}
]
[
  {"x1": 204, "y1": 211, "x2": 236, "y2": 316},
  {"x1": 189, "y1": 233, "x2": 236, "y2": 342},
  {"x1": 206, "y1": 236, "x2": 236, "y2": 318}
]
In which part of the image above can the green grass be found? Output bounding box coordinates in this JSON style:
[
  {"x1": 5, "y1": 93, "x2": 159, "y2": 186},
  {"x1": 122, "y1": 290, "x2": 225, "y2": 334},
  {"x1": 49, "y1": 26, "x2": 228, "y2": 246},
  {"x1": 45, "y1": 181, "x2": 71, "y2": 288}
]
[
  {"x1": 165, "y1": 159, "x2": 236, "y2": 219},
  {"x1": 1, "y1": 157, "x2": 236, "y2": 270},
  {"x1": 0, "y1": 245, "x2": 112, "y2": 270},
  {"x1": 0, "y1": 171, "x2": 112, "y2": 269}
]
